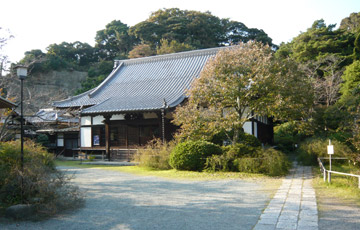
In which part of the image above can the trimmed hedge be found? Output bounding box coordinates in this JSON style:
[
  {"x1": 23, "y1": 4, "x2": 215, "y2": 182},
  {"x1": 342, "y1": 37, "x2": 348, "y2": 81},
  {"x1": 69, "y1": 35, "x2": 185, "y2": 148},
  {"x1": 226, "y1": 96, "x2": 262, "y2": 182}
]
[{"x1": 169, "y1": 140, "x2": 222, "y2": 171}]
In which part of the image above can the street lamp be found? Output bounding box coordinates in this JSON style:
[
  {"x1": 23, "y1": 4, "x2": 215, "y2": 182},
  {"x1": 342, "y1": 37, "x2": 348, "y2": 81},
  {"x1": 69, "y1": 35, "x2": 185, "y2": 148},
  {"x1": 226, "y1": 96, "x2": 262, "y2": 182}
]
[{"x1": 15, "y1": 66, "x2": 27, "y2": 176}]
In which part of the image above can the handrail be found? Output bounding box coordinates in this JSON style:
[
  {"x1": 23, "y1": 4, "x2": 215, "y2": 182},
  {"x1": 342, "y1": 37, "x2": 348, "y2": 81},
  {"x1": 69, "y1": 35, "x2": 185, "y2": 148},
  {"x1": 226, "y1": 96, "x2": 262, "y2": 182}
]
[{"x1": 318, "y1": 157, "x2": 360, "y2": 189}]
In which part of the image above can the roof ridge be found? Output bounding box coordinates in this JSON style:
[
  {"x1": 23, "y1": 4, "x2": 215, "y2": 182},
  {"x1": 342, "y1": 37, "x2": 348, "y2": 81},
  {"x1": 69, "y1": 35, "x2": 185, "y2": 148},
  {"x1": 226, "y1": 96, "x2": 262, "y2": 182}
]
[
  {"x1": 52, "y1": 88, "x2": 94, "y2": 106},
  {"x1": 88, "y1": 62, "x2": 124, "y2": 98},
  {"x1": 119, "y1": 46, "x2": 223, "y2": 66}
]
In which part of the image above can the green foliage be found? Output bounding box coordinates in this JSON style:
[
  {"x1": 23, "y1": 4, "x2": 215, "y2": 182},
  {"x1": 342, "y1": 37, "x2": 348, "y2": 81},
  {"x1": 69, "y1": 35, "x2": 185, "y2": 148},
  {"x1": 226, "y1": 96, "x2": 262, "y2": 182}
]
[
  {"x1": 257, "y1": 148, "x2": 290, "y2": 176},
  {"x1": 76, "y1": 60, "x2": 113, "y2": 94},
  {"x1": 274, "y1": 121, "x2": 309, "y2": 153},
  {"x1": 36, "y1": 134, "x2": 49, "y2": 146},
  {"x1": 129, "y1": 8, "x2": 274, "y2": 50},
  {"x1": 277, "y1": 19, "x2": 355, "y2": 63},
  {"x1": 95, "y1": 20, "x2": 134, "y2": 60},
  {"x1": 205, "y1": 146, "x2": 289, "y2": 176},
  {"x1": 156, "y1": 39, "x2": 195, "y2": 55},
  {"x1": 135, "y1": 139, "x2": 175, "y2": 170},
  {"x1": 205, "y1": 143, "x2": 259, "y2": 172},
  {"x1": 0, "y1": 140, "x2": 83, "y2": 215},
  {"x1": 174, "y1": 42, "x2": 313, "y2": 142},
  {"x1": 169, "y1": 140, "x2": 222, "y2": 171},
  {"x1": 340, "y1": 60, "x2": 360, "y2": 103},
  {"x1": 297, "y1": 138, "x2": 353, "y2": 165},
  {"x1": 340, "y1": 12, "x2": 360, "y2": 34},
  {"x1": 211, "y1": 129, "x2": 261, "y2": 147},
  {"x1": 235, "y1": 157, "x2": 262, "y2": 173},
  {"x1": 128, "y1": 44, "x2": 155, "y2": 59}
]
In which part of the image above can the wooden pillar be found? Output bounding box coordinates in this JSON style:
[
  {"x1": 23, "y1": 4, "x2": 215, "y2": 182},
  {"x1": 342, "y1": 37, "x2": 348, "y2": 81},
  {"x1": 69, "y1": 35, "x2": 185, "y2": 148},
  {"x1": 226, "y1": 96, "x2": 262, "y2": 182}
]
[
  {"x1": 161, "y1": 108, "x2": 165, "y2": 142},
  {"x1": 161, "y1": 99, "x2": 167, "y2": 143},
  {"x1": 104, "y1": 115, "x2": 112, "y2": 161}
]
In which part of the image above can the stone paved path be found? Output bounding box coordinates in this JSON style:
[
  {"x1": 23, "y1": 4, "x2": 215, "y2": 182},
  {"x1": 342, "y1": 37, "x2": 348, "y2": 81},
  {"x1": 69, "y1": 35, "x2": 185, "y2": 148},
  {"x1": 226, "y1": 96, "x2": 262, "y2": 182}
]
[{"x1": 253, "y1": 163, "x2": 318, "y2": 230}]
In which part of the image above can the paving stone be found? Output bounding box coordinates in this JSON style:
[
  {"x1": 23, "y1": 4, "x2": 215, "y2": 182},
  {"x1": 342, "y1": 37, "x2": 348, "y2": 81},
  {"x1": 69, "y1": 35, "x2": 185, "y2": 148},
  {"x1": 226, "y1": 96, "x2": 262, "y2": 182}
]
[
  {"x1": 276, "y1": 220, "x2": 297, "y2": 229},
  {"x1": 261, "y1": 212, "x2": 280, "y2": 219},
  {"x1": 278, "y1": 215, "x2": 298, "y2": 221},
  {"x1": 297, "y1": 220, "x2": 318, "y2": 228},
  {"x1": 299, "y1": 215, "x2": 318, "y2": 222},
  {"x1": 253, "y1": 223, "x2": 276, "y2": 230},
  {"x1": 258, "y1": 217, "x2": 278, "y2": 225},
  {"x1": 253, "y1": 165, "x2": 319, "y2": 230}
]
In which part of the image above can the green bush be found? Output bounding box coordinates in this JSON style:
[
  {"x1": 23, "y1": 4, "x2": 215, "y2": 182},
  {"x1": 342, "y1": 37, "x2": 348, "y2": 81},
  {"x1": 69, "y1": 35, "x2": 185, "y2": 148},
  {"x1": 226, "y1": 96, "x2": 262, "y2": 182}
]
[
  {"x1": 259, "y1": 148, "x2": 290, "y2": 176},
  {"x1": 0, "y1": 140, "x2": 83, "y2": 217},
  {"x1": 234, "y1": 157, "x2": 262, "y2": 173},
  {"x1": 169, "y1": 140, "x2": 222, "y2": 171},
  {"x1": 36, "y1": 134, "x2": 50, "y2": 146},
  {"x1": 205, "y1": 143, "x2": 259, "y2": 172},
  {"x1": 297, "y1": 138, "x2": 353, "y2": 166},
  {"x1": 206, "y1": 146, "x2": 290, "y2": 176},
  {"x1": 135, "y1": 139, "x2": 174, "y2": 170},
  {"x1": 234, "y1": 148, "x2": 289, "y2": 176},
  {"x1": 238, "y1": 132, "x2": 262, "y2": 147},
  {"x1": 274, "y1": 121, "x2": 305, "y2": 154}
]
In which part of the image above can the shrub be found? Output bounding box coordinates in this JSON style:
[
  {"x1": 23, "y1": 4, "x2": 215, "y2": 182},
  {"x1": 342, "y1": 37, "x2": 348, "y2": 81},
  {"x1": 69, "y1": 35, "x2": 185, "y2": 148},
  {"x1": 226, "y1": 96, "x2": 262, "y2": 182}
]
[
  {"x1": 258, "y1": 148, "x2": 290, "y2": 176},
  {"x1": 274, "y1": 121, "x2": 306, "y2": 154},
  {"x1": 205, "y1": 145, "x2": 289, "y2": 176},
  {"x1": 234, "y1": 148, "x2": 289, "y2": 176},
  {"x1": 0, "y1": 140, "x2": 83, "y2": 218},
  {"x1": 36, "y1": 134, "x2": 50, "y2": 146},
  {"x1": 169, "y1": 140, "x2": 222, "y2": 171},
  {"x1": 234, "y1": 157, "x2": 262, "y2": 173},
  {"x1": 205, "y1": 143, "x2": 259, "y2": 172},
  {"x1": 135, "y1": 139, "x2": 174, "y2": 170},
  {"x1": 238, "y1": 132, "x2": 262, "y2": 147},
  {"x1": 297, "y1": 138, "x2": 353, "y2": 166}
]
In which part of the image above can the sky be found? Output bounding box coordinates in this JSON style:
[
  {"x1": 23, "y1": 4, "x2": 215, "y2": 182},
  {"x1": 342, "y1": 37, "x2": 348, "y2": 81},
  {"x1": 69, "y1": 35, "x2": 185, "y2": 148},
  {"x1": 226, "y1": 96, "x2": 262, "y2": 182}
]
[{"x1": 1, "y1": 0, "x2": 359, "y2": 64}]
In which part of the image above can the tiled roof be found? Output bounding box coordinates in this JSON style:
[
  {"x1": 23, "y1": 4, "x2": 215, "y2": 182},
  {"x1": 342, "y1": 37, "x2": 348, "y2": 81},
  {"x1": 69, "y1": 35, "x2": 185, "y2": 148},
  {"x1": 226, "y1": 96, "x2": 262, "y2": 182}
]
[
  {"x1": 0, "y1": 96, "x2": 16, "y2": 109},
  {"x1": 27, "y1": 109, "x2": 79, "y2": 124},
  {"x1": 53, "y1": 47, "x2": 222, "y2": 115}
]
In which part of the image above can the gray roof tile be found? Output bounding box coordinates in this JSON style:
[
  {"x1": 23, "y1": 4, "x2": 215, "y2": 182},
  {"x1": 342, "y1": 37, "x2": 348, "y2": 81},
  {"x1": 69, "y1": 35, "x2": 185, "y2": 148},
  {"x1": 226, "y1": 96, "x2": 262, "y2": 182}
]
[{"x1": 53, "y1": 47, "x2": 222, "y2": 115}]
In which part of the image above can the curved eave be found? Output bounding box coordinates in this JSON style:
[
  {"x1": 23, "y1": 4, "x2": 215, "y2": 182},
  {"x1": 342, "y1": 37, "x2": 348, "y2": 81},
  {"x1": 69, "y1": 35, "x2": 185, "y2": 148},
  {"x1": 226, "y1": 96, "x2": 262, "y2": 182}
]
[{"x1": 80, "y1": 96, "x2": 186, "y2": 116}]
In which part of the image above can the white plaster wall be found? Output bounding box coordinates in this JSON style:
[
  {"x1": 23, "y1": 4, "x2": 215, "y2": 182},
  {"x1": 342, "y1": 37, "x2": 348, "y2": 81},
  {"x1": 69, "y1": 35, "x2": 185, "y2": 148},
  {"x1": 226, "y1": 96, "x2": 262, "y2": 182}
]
[
  {"x1": 81, "y1": 116, "x2": 92, "y2": 125},
  {"x1": 243, "y1": 122, "x2": 252, "y2": 135},
  {"x1": 110, "y1": 114, "x2": 125, "y2": 120},
  {"x1": 254, "y1": 122, "x2": 258, "y2": 138},
  {"x1": 80, "y1": 127, "x2": 92, "y2": 147},
  {"x1": 57, "y1": 133, "x2": 64, "y2": 147},
  {"x1": 92, "y1": 115, "x2": 104, "y2": 125},
  {"x1": 144, "y1": 112, "x2": 158, "y2": 119}
]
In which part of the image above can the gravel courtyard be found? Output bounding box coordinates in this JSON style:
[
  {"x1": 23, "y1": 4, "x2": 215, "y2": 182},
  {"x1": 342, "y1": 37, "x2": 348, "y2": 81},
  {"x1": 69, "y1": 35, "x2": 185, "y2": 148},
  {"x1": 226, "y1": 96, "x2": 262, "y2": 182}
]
[{"x1": 0, "y1": 167, "x2": 274, "y2": 230}]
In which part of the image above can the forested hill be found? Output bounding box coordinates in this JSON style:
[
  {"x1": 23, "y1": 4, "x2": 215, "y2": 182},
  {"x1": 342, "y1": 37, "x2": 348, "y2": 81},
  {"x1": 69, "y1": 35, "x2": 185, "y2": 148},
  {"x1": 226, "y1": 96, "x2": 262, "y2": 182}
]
[
  {"x1": 13, "y1": 8, "x2": 274, "y2": 97},
  {"x1": 2, "y1": 9, "x2": 360, "y2": 120}
]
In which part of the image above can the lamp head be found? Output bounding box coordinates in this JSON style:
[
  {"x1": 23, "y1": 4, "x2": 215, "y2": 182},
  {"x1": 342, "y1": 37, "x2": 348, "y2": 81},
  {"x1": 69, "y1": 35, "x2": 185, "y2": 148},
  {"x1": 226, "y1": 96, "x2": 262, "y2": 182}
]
[{"x1": 15, "y1": 66, "x2": 28, "y2": 80}]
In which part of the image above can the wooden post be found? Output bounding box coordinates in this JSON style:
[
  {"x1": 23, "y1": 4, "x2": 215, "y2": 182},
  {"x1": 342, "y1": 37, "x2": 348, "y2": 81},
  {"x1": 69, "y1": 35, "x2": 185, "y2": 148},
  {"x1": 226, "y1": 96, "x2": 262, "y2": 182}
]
[
  {"x1": 104, "y1": 115, "x2": 112, "y2": 161},
  {"x1": 358, "y1": 177, "x2": 360, "y2": 189},
  {"x1": 323, "y1": 169, "x2": 326, "y2": 182},
  {"x1": 161, "y1": 108, "x2": 165, "y2": 143},
  {"x1": 161, "y1": 99, "x2": 167, "y2": 143}
]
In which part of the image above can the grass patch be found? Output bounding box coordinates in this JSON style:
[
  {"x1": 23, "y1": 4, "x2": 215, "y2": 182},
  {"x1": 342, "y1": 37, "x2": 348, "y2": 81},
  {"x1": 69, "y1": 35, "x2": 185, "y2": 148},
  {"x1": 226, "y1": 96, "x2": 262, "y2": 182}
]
[
  {"x1": 313, "y1": 165, "x2": 360, "y2": 207},
  {"x1": 55, "y1": 160, "x2": 280, "y2": 182}
]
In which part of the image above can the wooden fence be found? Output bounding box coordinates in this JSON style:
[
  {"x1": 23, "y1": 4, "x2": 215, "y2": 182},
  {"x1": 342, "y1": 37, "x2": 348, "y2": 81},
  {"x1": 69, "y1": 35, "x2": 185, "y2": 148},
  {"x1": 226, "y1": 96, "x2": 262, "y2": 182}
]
[{"x1": 317, "y1": 157, "x2": 360, "y2": 189}]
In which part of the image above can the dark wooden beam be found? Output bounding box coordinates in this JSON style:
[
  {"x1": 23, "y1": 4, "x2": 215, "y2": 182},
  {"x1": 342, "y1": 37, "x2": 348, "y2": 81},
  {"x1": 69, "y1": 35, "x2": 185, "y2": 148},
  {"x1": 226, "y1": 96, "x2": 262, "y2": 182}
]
[{"x1": 104, "y1": 115, "x2": 112, "y2": 161}]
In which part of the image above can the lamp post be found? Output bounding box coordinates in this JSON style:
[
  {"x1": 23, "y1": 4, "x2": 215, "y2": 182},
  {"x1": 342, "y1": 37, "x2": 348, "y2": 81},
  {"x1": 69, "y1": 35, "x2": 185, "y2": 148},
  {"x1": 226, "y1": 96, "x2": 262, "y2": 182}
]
[
  {"x1": 15, "y1": 66, "x2": 27, "y2": 200},
  {"x1": 161, "y1": 99, "x2": 167, "y2": 143}
]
